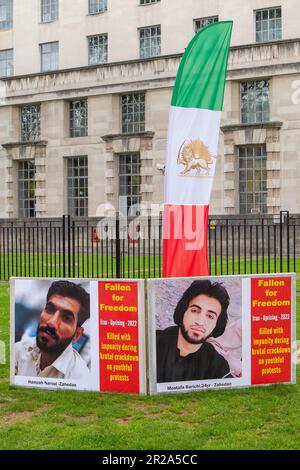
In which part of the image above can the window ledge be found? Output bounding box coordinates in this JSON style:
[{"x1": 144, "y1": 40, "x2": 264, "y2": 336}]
[
  {"x1": 87, "y1": 11, "x2": 107, "y2": 16},
  {"x1": 40, "y1": 20, "x2": 58, "y2": 25},
  {"x1": 137, "y1": 1, "x2": 161, "y2": 6},
  {"x1": 41, "y1": 68, "x2": 59, "y2": 73},
  {"x1": 68, "y1": 136, "x2": 89, "y2": 140},
  {"x1": 101, "y1": 131, "x2": 154, "y2": 141},
  {"x1": 2, "y1": 140, "x2": 48, "y2": 149},
  {"x1": 221, "y1": 121, "x2": 283, "y2": 132}
]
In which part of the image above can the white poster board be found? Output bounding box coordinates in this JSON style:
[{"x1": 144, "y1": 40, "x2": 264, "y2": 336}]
[
  {"x1": 148, "y1": 274, "x2": 296, "y2": 394},
  {"x1": 10, "y1": 278, "x2": 146, "y2": 394}
]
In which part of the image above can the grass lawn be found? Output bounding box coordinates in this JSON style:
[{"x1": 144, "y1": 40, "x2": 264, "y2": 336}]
[
  {"x1": 0, "y1": 254, "x2": 299, "y2": 281},
  {"x1": 0, "y1": 282, "x2": 299, "y2": 450},
  {"x1": 0, "y1": 253, "x2": 163, "y2": 280}
]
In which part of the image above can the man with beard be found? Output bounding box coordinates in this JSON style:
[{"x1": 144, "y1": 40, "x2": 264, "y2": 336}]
[
  {"x1": 15, "y1": 280, "x2": 90, "y2": 380},
  {"x1": 156, "y1": 280, "x2": 231, "y2": 383}
]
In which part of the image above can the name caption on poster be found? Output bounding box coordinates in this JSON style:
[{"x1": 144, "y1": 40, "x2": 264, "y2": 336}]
[{"x1": 27, "y1": 379, "x2": 77, "y2": 389}]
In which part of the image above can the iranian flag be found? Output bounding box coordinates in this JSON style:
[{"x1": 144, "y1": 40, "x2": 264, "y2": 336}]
[{"x1": 163, "y1": 21, "x2": 233, "y2": 278}]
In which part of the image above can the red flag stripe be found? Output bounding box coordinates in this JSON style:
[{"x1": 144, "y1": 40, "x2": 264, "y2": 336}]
[{"x1": 163, "y1": 205, "x2": 210, "y2": 278}]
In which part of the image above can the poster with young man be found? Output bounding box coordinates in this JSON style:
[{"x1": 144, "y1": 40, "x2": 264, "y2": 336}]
[
  {"x1": 10, "y1": 278, "x2": 146, "y2": 394},
  {"x1": 148, "y1": 274, "x2": 296, "y2": 394}
]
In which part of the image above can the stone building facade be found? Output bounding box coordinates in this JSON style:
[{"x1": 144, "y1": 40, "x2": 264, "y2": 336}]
[{"x1": 0, "y1": 0, "x2": 300, "y2": 218}]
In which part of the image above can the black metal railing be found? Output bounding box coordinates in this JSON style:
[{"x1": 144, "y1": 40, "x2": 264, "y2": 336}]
[{"x1": 0, "y1": 211, "x2": 299, "y2": 281}]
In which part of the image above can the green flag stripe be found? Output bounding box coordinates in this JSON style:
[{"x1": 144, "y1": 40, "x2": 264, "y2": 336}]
[{"x1": 171, "y1": 21, "x2": 233, "y2": 111}]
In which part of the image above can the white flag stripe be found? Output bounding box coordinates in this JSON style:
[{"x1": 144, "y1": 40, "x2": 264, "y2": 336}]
[{"x1": 164, "y1": 106, "x2": 221, "y2": 206}]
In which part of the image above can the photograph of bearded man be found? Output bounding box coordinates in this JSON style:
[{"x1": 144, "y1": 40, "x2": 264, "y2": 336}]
[
  {"x1": 15, "y1": 280, "x2": 90, "y2": 380},
  {"x1": 156, "y1": 280, "x2": 231, "y2": 383}
]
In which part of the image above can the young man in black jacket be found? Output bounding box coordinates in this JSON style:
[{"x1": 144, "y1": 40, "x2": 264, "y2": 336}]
[{"x1": 156, "y1": 280, "x2": 231, "y2": 383}]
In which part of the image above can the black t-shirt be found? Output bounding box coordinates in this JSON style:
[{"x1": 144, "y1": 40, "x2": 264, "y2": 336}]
[{"x1": 156, "y1": 326, "x2": 230, "y2": 383}]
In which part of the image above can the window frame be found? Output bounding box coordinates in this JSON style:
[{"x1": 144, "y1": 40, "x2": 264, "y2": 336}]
[
  {"x1": 118, "y1": 153, "x2": 141, "y2": 215},
  {"x1": 18, "y1": 160, "x2": 36, "y2": 219},
  {"x1": 67, "y1": 156, "x2": 88, "y2": 217},
  {"x1": 88, "y1": 0, "x2": 107, "y2": 15},
  {"x1": 20, "y1": 104, "x2": 41, "y2": 143},
  {"x1": 255, "y1": 6, "x2": 282, "y2": 43},
  {"x1": 238, "y1": 145, "x2": 267, "y2": 215},
  {"x1": 240, "y1": 80, "x2": 270, "y2": 124},
  {"x1": 0, "y1": 0, "x2": 13, "y2": 30},
  {"x1": 194, "y1": 16, "x2": 219, "y2": 34},
  {"x1": 88, "y1": 33, "x2": 108, "y2": 65},
  {"x1": 40, "y1": 41, "x2": 59, "y2": 72},
  {"x1": 139, "y1": 24, "x2": 161, "y2": 59},
  {"x1": 69, "y1": 99, "x2": 88, "y2": 138},
  {"x1": 41, "y1": 0, "x2": 58, "y2": 23},
  {"x1": 0, "y1": 48, "x2": 13, "y2": 77},
  {"x1": 121, "y1": 93, "x2": 145, "y2": 135}
]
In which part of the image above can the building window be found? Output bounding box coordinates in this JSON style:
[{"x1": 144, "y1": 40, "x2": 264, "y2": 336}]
[
  {"x1": 139, "y1": 25, "x2": 161, "y2": 59},
  {"x1": 241, "y1": 80, "x2": 269, "y2": 124},
  {"x1": 255, "y1": 7, "x2": 282, "y2": 42},
  {"x1": 70, "y1": 100, "x2": 88, "y2": 137},
  {"x1": 21, "y1": 105, "x2": 41, "y2": 142},
  {"x1": 121, "y1": 94, "x2": 145, "y2": 134},
  {"x1": 0, "y1": 0, "x2": 13, "y2": 30},
  {"x1": 41, "y1": 0, "x2": 58, "y2": 23},
  {"x1": 88, "y1": 0, "x2": 107, "y2": 14},
  {"x1": 18, "y1": 160, "x2": 36, "y2": 218},
  {"x1": 194, "y1": 16, "x2": 218, "y2": 33},
  {"x1": 119, "y1": 153, "x2": 141, "y2": 215},
  {"x1": 88, "y1": 34, "x2": 108, "y2": 65},
  {"x1": 0, "y1": 48, "x2": 13, "y2": 77},
  {"x1": 40, "y1": 41, "x2": 59, "y2": 72},
  {"x1": 67, "y1": 156, "x2": 88, "y2": 217},
  {"x1": 140, "y1": 0, "x2": 160, "y2": 4},
  {"x1": 239, "y1": 146, "x2": 267, "y2": 215}
]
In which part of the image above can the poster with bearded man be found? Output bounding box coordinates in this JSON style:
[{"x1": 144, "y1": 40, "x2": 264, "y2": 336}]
[
  {"x1": 11, "y1": 278, "x2": 97, "y2": 391},
  {"x1": 148, "y1": 277, "x2": 243, "y2": 394}
]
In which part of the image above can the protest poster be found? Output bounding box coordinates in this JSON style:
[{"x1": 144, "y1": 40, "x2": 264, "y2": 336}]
[
  {"x1": 148, "y1": 274, "x2": 296, "y2": 394},
  {"x1": 97, "y1": 280, "x2": 146, "y2": 394},
  {"x1": 10, "y1": 274, "x2": 295, "y2": 395},
  {"x1": 10, "y1": 278, "x2": 146, "y2": 394}
]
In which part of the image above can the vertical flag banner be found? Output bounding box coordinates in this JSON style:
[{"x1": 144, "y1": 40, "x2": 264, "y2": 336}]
[{"x1": 163, "y1": 22, "x2": 233, "y2": 277}]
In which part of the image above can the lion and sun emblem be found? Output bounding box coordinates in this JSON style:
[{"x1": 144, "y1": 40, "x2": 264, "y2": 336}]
[{"x1": 177, "y1": 139, "x2": 216, "y2": 177}]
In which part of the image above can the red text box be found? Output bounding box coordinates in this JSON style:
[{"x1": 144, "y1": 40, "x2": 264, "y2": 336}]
[
  {"x1": 98, "y1": 281, "x2": 140, "y2": 394},
  {"x1": 251, "y1": 277, "x2": 292, "y2": 385}
]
